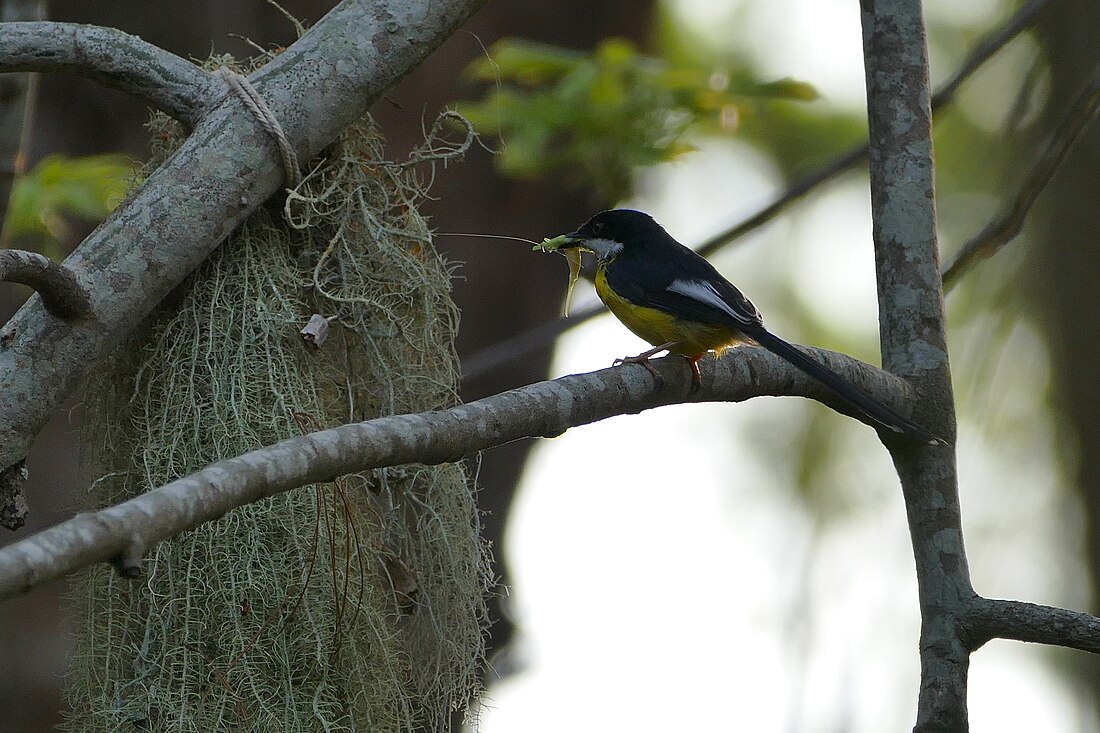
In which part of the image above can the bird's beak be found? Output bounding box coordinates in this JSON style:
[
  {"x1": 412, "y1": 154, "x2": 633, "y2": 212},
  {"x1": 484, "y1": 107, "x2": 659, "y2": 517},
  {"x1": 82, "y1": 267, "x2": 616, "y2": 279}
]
[{"x1": 534, "y1": 232, "x2": 584, "y2": 253}]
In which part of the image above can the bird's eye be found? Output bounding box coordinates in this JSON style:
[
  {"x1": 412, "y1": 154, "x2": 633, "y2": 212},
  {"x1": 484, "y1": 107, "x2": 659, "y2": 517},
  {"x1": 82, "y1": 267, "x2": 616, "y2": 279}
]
[{"x1": 591, "y1": 222, "x2": 604, "y2": 234}]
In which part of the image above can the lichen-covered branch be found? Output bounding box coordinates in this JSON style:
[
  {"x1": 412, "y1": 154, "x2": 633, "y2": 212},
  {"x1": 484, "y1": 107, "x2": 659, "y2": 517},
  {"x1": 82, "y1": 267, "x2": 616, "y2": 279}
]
[
  {"x1": 0, "y1": 0, "x2": 489, "y2": 480},
  {"x1": 0, "y1": 249, "x2": 93, "y2": 319},
  {"x1": 0, "y1": 21, "x2": 213, "y2": 126},
  {"x1": 860, "y1": 1, "x2": 970, "y2": 731},
  {"x1": 0, "y1": 345, "x2": 927, "y2": 600}
]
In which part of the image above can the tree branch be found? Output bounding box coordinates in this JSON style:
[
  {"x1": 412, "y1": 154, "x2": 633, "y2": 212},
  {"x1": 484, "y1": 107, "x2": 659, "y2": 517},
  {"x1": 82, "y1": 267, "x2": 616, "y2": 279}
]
[
  {"x1": 0, "y1": 21, "x2": 214, "y2": 127},
  {"x1": 963, "y1": 597, "x2": 1100, "y2": 654},
  {"x1": 861, "y1": 1, "x2": 970, "y2": 731},
  {"x1": 0, "y1": 0, "x2": 489, "y2": 481},
  {"x1": 0, "y1": 344, "x2": 925, "y2": 600},
  {"x1": 0, "y1": 249, "x2": 93, "y2": 319}
]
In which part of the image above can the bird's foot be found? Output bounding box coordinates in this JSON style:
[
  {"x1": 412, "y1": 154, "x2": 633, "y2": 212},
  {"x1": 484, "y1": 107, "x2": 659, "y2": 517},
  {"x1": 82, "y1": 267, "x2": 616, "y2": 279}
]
[
  {"x1": 614, "y1": 353, "x2": 664, "y2": 389},
  {"x1": 613, "y1": 342, "x2": 676, "y2": 390}
]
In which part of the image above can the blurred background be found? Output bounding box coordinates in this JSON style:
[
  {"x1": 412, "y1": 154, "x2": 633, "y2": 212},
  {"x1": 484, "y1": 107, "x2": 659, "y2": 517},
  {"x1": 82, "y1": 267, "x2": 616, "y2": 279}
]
[{"x1": 1, "y1": 0, "x2": 1098, "y2": 730}]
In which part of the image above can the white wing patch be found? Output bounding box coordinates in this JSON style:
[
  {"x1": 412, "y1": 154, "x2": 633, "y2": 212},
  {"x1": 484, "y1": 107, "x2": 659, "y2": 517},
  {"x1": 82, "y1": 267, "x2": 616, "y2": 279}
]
[{"x1": 667, "y1": 278, "x2": 755, "y2": 324}]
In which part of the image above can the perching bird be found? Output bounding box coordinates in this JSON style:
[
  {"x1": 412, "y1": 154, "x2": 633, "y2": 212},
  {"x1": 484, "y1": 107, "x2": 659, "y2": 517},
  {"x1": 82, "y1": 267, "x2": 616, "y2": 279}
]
[{"x1": 543, "y1": 208, "x2": 941, "y2": 444}]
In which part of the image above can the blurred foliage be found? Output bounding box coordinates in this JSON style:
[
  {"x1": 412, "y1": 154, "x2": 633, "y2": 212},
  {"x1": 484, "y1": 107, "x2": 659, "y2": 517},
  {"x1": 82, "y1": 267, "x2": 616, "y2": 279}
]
[
  {"x1": 457, "y1": 37, "x2": 818, "y2": 202},
  {"x1": 732, "y1": 98, "x2": 866, "y2": 176},
  {"x1": 2, "y1": 153, "x2": 133, "y2": 253},
  {"x1": 652, "y1": 4, "x2": 869, "y2": 179}
]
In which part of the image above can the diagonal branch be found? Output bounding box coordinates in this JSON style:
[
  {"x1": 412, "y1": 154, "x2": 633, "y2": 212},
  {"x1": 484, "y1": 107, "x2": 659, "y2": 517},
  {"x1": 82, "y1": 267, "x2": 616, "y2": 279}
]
[
  {"x1": 0, "y1": 249, "x2": 93, "y2": 319},
  {"x1": 0, "y1": 343, "x2": 925, "y2": 600},
  {"x1": 0, "y1": 22, "x2": 214, "y2": 126},
  {"x1": 0, "y1": 0, "x2": 489, "y2": 482},
  {"x1": 943, "y1": 62, "x2": 1100, "y2": 288}
]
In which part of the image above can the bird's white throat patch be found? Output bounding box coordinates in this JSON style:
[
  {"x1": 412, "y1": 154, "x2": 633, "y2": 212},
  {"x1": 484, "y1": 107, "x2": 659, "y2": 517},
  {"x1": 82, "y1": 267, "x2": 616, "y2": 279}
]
[{"x1": 584, "y1": 237, "x2": 624, "y2": 261}]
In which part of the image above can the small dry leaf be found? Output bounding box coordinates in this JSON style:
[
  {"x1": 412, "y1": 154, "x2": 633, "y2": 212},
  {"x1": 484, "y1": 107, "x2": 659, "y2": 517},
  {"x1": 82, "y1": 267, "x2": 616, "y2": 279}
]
[{"x1": 300, "y1": 313, "x2": 330, "y2": 348}]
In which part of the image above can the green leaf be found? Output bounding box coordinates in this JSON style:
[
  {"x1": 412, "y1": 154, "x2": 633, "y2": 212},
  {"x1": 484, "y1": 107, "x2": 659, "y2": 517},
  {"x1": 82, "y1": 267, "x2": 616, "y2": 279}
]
[{"x1": 3, "y1": 153, "x2": 134, "y2": 247}]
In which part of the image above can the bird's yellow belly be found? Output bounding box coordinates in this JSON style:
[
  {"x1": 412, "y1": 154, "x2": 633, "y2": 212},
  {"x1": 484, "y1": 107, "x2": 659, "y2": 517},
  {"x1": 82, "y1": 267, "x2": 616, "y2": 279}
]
[{"x1": 594, "y1": 267, "x2": 748, "y2": 357}]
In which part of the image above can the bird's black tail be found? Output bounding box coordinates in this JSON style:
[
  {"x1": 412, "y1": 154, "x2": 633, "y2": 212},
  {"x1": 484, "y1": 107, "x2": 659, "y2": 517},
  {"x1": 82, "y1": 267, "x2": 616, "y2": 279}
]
[{"x1": 749, "y1": 328, "x2": 943, "y2": 444}]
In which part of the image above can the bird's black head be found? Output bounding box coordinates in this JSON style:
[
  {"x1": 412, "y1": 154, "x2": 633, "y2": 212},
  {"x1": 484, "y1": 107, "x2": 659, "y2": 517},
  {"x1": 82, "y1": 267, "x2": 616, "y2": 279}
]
[{"x1": 556, "y1": 209, "x2": 671, "y2": 262}]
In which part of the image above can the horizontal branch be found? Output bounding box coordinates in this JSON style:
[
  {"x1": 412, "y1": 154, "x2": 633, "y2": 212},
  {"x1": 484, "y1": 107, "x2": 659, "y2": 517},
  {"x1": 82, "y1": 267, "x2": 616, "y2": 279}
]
[
  {"x1": 0, "y1": 249, "x2": 93, "y2": 319},
  {"x1": 0, "y1": 22, "x2": 214, "y2": 126},
  {"x1": 0, "y1": 344, "x2": 920, "y2": 600},
  {"x1": 964, "y1": 597, "x2": 1100, "y2": 654},
  {"x1": 0, "y1": 0, "x2": 488, "y2": 476}
]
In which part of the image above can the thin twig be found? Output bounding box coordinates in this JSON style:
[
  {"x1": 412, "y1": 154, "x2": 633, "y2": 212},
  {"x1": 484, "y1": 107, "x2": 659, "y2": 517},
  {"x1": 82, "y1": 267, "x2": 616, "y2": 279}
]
[
  {"x1": 696, "y1": 0, "x2": 1049, "y2": 261},
  {"x1": 943, "y1": 63, "x2": 1100, "y2": 288},
  {"x1": 0, "y1": 249, "x2": 93, "y2": 319},
  {"x1": 459, "y1": 0, "x2": 1051, "y2": 382}
]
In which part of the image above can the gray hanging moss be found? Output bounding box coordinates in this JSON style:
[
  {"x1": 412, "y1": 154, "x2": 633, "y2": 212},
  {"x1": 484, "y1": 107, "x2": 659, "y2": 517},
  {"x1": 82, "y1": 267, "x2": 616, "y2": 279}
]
[{"x1": 66, "y1": 97, "x2": 490, "y2": 732}]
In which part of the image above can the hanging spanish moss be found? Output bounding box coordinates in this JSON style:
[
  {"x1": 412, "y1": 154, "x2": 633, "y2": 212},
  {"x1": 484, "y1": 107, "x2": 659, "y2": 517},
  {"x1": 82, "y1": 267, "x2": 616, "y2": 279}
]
[{"x1": 67, "y1": 54, "x2": 490, "y2": 733}]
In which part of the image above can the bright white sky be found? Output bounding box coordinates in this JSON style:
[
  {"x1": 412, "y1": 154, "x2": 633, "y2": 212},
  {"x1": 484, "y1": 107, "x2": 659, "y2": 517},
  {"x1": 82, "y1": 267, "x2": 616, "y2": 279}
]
[{"x1": 476, "y1": 1, "x2": 1089, "y2": 731}]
